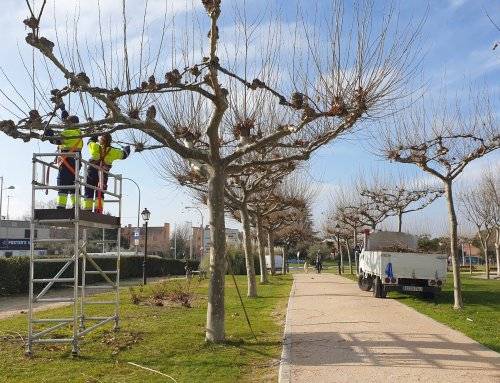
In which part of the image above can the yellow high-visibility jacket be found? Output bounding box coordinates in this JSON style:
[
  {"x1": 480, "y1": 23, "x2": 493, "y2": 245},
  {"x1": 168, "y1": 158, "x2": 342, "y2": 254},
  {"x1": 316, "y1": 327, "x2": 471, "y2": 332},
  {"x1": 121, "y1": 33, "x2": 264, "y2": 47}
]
[
  {"x1": 88, "y1": 140, "x2": 127, "y2": 166},
  {"x1": 59, "y1": 128, "x2": 83, "y2": 151}
]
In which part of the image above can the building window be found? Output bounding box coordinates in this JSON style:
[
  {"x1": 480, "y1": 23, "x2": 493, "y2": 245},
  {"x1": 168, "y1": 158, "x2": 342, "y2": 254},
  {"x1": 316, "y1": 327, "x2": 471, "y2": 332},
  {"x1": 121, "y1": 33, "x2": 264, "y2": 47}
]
[{"x1": 24, "y1": 229, "x2": 38, "y2": 238}]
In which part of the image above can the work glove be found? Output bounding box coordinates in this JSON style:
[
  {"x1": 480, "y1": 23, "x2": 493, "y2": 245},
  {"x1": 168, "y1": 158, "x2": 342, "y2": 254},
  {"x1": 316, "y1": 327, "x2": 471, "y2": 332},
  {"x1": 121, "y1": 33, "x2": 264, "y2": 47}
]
[
  {"x1": 43, "y1": 127, "x2": 54, "y2": 137},
  {"x1": 89, "y1": 135, "x2": 98, "y2": 143},
  {"x1": 61, "y1": 110, "x2": 69, "y2": 121}
]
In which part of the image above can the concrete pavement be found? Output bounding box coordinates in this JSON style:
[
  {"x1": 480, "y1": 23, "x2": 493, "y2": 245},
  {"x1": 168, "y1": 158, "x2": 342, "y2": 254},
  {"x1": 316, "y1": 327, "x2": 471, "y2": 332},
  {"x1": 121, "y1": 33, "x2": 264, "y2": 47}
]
[{"x1": 279, "y1": 273, "x2": 500, "y2": 383}]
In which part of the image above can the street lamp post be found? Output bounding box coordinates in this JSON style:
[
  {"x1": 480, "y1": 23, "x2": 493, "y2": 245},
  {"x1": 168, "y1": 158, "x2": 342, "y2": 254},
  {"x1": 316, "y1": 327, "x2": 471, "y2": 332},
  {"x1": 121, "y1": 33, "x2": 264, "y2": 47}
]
[
  {"x1": 335, "y1": 224, "x2": 343, "y2": 275},
  {"x1": 0, "y1": 177, "x2": 15, "y2": 220},
  {"x1": 122, "y1": 177, "x2": 141, "y2": 256},
  {"x1": 141, "y1": 208, "x2": 151, "y2": 285},
  {"x1": 6, "y1": 196, "x2": 13, "y2": 220},
  {"x1": 185, "y1": 206, "x2": 204, "y2": 259}
]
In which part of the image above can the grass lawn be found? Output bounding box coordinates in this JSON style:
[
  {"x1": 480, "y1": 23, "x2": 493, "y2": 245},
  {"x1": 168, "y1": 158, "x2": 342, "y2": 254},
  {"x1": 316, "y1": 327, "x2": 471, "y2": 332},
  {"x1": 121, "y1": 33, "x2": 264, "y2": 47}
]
[
  {"x1": 0, "y1": 274, "x2": 292, "y2": 383},
  {"x1": 387, "y1": 273, "x2": 500, "y2": 353},
  {"x1": 337, "y1": 271, "x2": 500, "y2": 353}
]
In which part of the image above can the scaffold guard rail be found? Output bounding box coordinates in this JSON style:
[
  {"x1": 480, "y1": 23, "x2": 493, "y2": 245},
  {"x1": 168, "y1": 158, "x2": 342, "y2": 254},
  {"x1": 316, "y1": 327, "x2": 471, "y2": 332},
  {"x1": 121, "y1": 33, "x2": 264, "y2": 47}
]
[{"x1": 26, "y1": 152, "x2": 123, "y2": 356}]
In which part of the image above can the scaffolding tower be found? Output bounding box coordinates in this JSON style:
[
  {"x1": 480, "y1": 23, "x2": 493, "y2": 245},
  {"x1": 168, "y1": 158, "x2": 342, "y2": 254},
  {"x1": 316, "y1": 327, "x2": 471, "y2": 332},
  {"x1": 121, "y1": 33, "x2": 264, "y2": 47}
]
[{"x1": 27, "y1": 152, "x2": 122, "y2": 356}]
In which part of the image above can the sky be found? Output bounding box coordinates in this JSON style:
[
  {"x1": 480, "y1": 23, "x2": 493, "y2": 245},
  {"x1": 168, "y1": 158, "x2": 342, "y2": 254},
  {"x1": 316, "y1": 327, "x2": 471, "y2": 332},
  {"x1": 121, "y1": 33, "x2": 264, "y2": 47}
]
[{"x1": 0, "y1": 0, "x2": 498, "y2": 236}]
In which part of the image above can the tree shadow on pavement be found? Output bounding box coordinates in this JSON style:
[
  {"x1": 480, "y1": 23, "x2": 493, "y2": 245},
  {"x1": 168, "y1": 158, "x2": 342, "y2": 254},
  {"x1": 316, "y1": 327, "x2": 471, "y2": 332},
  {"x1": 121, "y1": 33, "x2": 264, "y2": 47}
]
[{"x1": 288, "y1": 331, "x2": 500, "y2": 371}]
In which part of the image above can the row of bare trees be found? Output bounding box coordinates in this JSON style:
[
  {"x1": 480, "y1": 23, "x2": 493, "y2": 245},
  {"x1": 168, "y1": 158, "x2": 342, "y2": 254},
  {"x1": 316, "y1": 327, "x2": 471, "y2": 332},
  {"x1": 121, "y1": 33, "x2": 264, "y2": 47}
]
[
  {"x1": 325, "y1": 89, "x2": 499, "y2": 311},
  {"x1": 0, "y1": 0, "x2": 496, "y2": 342},
  {"x1": 325, "y1": 173, "x2": 443, "y2": 232},
  {"x1": 459, "y1": 171, "x2": 500, "y2": 279},
  {"x1": 379, "y1": 89, "x2": 499, "y2": 309},
  {"x1": 1, "y1": 0, "x2": 421, "y2": 342}
]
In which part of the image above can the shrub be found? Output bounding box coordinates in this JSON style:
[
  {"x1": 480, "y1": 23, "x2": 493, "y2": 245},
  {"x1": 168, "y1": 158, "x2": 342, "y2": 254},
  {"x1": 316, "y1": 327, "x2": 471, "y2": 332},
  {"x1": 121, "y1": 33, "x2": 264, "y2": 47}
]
[
  {"x1": 226, "y1": 247, "x2": 259, "y2": 275},
  {"x1": 132, "y1": 279, "x2": 198, "y2": 308},
  {"x1": 0, "y1": 256, "x2": 199, "y2": 296}
]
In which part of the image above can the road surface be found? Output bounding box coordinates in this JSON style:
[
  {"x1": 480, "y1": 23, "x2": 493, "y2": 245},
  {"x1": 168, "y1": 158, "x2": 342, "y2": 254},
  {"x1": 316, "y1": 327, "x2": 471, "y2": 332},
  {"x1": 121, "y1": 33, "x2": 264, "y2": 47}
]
[{"x1": 0, "y1": 277, "x2": 169, "y2": 320}]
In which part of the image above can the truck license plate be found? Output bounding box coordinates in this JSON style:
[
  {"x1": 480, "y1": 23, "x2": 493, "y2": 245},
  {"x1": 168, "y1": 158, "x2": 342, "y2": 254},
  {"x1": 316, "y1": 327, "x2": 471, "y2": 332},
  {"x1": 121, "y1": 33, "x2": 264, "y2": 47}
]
[{"x1": 403, "y1": 286, "x2": 423, "y2": 292}]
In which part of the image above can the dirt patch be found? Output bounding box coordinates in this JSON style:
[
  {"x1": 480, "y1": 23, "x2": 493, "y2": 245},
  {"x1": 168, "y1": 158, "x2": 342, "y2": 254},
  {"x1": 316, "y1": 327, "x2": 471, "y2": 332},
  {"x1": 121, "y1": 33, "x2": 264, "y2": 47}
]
[
  {"x1": 129, "y1": 279, "x2": 199, "y2": 308},
  {"x1": 100, "y1": 330, "x2": 144, "y2": 355}
]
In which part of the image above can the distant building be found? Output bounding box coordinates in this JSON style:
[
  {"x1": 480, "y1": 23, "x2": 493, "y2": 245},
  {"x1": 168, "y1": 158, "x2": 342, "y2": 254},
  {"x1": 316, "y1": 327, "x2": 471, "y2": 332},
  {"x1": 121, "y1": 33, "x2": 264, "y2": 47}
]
[
  {"x1": 461, "y1": 243, "x2": 482, "y2": 265},
  {"x1": 202, "y1": 226, "x2": 241, "y2": 256},
  {"x1": 0, "y1": 220, "x2": 50, "y2": 257},
  {"x1": 122, "y1": 223, "x2": 170, "y2": 256},
  {"x1": 192, "y1": 226, "x2": 204, "y2": 259}
]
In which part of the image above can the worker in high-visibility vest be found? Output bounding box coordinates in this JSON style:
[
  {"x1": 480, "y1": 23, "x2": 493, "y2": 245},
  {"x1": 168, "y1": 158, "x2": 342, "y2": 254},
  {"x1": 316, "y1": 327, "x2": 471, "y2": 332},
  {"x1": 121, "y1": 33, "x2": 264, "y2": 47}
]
[
  {"x1": 44, "y1": 109, "x2": 83, "y2": 209},
  {"x1": 83, "y1": 133, "x2": 130, "y2": 212}
]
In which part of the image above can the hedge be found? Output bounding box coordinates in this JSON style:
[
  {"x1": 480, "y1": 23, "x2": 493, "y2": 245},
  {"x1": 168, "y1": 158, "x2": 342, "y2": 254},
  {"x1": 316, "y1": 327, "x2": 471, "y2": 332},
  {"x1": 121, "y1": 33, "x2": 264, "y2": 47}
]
[{"x1": 0, "y1": 256, "x2": 199, "y2": 296}]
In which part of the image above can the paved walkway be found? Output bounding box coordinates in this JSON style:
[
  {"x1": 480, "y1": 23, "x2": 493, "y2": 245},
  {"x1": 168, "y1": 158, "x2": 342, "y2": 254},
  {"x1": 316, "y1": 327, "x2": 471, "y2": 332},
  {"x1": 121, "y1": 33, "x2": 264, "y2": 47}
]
[{"x1": 279, "y1": 273, "x2": 500, "y2": 383}]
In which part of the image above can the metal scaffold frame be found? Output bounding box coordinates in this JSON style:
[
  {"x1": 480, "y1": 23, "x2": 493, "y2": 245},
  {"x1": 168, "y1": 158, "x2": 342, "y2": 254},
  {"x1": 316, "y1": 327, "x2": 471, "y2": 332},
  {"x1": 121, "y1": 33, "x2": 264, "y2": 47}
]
[{"x1": 26, "y1": 152, "x2": 123, "y2": 356}]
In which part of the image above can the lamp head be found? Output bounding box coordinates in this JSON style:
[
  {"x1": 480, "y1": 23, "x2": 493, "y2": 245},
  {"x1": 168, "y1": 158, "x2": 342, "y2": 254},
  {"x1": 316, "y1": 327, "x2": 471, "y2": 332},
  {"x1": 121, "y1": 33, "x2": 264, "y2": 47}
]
[{"x1": 141, "y1": 208, "x2": 151, "y2": 221}]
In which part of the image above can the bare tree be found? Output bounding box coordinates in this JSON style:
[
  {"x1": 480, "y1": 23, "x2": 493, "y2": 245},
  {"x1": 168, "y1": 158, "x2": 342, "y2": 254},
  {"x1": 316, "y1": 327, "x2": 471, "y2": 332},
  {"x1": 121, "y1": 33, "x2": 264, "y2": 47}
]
[
  {"x1": 380, "y1": 89, "x2": 499, "y2": 309},
  {"x1": 171, "y1": 222, "x2": 193, "y2": 259},
  {"x1": 359, "y1": 175, "x2": 443, "y2": 232},
  {"x1": 224, "y1": 161, "x2": 295, "y2": 295},
  {"x1": 248, "y1": 174, "x2": 314, "y2": 281},
  {"x1": 462, "y1": 170, "x2": 500, "y2": 278},
  {"x1": 252, "y1": 176, "x2": 315, "y2": 275},
  {"x1": 0, "y1": 0, "x2": 421, "y2": 342},
  {"x1": 482, "y1": 171, "x2": 500, "y2": 277},
  {"x1": 274, "y1": 201, "x2": 315, "y2": 274},
  {"x1": 335, "y1": 184, "x2": 389, "y2": 230}
]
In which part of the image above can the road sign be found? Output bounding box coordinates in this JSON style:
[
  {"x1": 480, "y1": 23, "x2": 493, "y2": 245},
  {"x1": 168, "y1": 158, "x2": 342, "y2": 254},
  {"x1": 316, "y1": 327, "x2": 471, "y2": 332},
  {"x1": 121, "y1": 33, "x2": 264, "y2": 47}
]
[
  {"x1": 0, "y1": 238, "x2": 30, "y2": 250},
  {"x1": 133, "y1": 228, "x2": 140, "y2": 238},
  {"x1": 134, "y1": 239, "x2": 139, "y2": 246}
]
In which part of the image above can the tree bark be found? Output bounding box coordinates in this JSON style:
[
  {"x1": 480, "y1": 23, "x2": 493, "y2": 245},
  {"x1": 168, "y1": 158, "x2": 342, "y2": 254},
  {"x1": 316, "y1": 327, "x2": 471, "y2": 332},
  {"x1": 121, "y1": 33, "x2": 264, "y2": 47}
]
[
  {"x1": 256, "y1": 213, "x2": 269, "y2": 283},
  {"x1": 445, "y1": 180, "x2": 463, "y2": 309},
  {"x1": 338, "y1": 237, "x2": 344, "y2": 273},
  {"x1": 353, "y1": 227, "x2": 359, "y2": 273},
  {"x1": 484, "y1": 242, "x2": 490, "y2": 280},
  {"x1": 495, "y1": 227, "x2": 500, "y2": 277},
  {"x1": 205, "y1": 167, "x2": 226, "y2": 342},
  {"x1": 282, "y1": 246, "x2": 288, "y2": 274},
  {"x1": 240, "y1": 205, "x2": 258, "y2": 297},
  {"x1": 397, "y1": 209, "x2": 403, "y2": 232},
  {"x1": 345, "y1": 237, "x2": 353, "y2": 274},
  {"x1": 479, "y1": 231, "x2": 491, "y2": 280},
  {"x1": 268, "y1": 231, "x2": 276, "y2": 275}
]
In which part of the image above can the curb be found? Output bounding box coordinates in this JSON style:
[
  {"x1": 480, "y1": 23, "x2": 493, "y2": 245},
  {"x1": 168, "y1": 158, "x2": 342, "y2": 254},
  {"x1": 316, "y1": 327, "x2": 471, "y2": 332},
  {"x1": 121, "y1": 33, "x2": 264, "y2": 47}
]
[{"x1": 278, "y1": 275, "x2": 296, "y2": 383}]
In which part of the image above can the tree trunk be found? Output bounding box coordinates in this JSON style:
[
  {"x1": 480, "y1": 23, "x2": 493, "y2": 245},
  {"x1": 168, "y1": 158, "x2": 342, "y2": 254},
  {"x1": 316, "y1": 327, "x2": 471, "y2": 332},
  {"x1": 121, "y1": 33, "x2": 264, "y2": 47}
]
[
  {"x1": 256, "y1": 213, "x2": 269, "y2": 284},
  {"x1": 484, "y1": 243, "x2": 490, "y2": 280},
  {"x1": 397, "y1": 209, "x2": 403, "y2": 232},
  {"x1": 353, "y1": 227, "x2": 359, "y2": 273},
  {"x1": 338, "y1": 237, "x2": 344, "y2": 273},
  {"x1": 345, "y1": 237, "x2": 353, "y2": 274},
  {"x1": 282, "y1": 246, "x2": 288, "y2": 274},
  {"x1": 240, "y1": 205, "x2": 258, "y2": 297},
  {"x1": 495, "y1": 227, "x2": 500, "y2": 277},
  {"x1": 445, "y1": 180, "x2": 463, "y2": 309},
  {"x1": 479, "y1": 231, "x2": 491, "y2": 280},
  {"x1": 205, "y1": 167, "x2": 226, "y2": 342},
  {"x1": 268, "y1": 231, "x2": 276, "y2": 275}
]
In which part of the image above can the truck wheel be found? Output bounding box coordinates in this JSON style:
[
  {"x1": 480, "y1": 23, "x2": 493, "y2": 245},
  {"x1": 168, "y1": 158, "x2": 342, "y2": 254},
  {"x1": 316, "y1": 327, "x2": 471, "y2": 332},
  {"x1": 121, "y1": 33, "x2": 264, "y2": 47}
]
[
  {"x1": 358, "y1": 275, "x2": 373, "y2": 291},
  {"x1": 373, "y1": 277, "x2": 386, "y2": 298}
]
